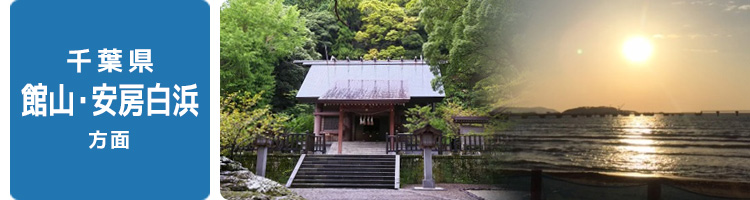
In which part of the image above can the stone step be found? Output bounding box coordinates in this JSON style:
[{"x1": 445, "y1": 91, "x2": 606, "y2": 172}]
[
  {"x1": 298, "y1": 167, "x2": 394, "y2": 172},
  {"x1": 302, "y1": 160, "x2": 395, "y2": 165},
  {"x1": 288, "y1": 154, "x2": 398, "y2": 189},
  {"x1": 294, "y1": 175, "x2": 394, "y2": 180},
  {"x1": 305, "y1": 158, "x2": 395, "y2": 161},
  {"x1": 293, "y1": 179, "x2": 394, "y2": 184},
  {"x1": 296, "y1": 171, "x2": 395, "y2": 176},
  {"x1": 306, "y1": 155, "x2": 395, "y2": 159},
  {"x1": 290, "y1": 182, "x2": 395, "y2": 189},
  {"x1": 301, "y1": 164, "x2": 394, "y2": 168}
]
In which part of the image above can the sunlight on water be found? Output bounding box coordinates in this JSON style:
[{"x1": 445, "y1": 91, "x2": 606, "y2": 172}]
[
  {"x1": 502, "y1": 114, "x2": 750, "y2": 181},
  {"x1": 621, "y1": 138, "x2": 655, "y2": 146},
  {"x1": 620, "y1": 145, "x2": 656, "y2": 153},
  {"x1": 622, "y1": 116, "x2": 654, "y2": 134},
  {"x1": 614, "y1": 117, "x2": 674, "y2": 172}
]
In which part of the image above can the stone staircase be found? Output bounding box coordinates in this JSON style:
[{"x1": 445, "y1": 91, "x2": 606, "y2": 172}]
[{"x1": 287, "y1": 154, "x2": 399, "y2": 189}]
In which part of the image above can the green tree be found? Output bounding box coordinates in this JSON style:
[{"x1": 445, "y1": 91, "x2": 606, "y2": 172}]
[
  {"x1": 404, "y1": 101, "x2": 486, "y2": 138},
  {"x1": 284, "y1": 0, "x2": 332, "y2": 12},
  {"x1": 421, "y1": 0, "x2": 520, "y2": 108},
  {"x1": 335, "y1": 0, "x2": 365, "y2": 30},
  {"x1": 304, "y1": 11, "x2": 339, "y2": 57},
  {"x1": 220, "y1": 92, "x2": 290, "y2": 158},
  {"x1": 220, "y1": 0, "x2": 310, "y2": 104},
  {"x1": 355, "y1": 0, "x2": 418, "y2": 59},
  {"x1": 331, "y1": 26, "x2": 365, "y2": 58},
  {"x1": 271, "y1": 60, "x2": 308, "y2": 112},
  {"x1": 282, "y1": 103, "x2": 315, "y2": 133}
]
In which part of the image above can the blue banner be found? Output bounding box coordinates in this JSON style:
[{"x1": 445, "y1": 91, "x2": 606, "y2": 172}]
[{"x1": 11, "y1": 0, "x2": 209, "y2": 199}]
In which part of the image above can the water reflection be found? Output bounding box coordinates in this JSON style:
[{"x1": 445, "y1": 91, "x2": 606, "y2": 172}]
[
  {"x1": 622, "y1": 116, "x2": 654, "y2": 134},
  {"x1": 613, "y1": 116, "x2": 674, "y2": 172},
  {"x1": 502, "y1": 114, "x2": 750, "y2": 181}
]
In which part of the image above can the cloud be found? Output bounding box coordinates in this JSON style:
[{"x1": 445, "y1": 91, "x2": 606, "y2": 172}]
[
  {"x1": 683, "y1": 49, "x2": 719, "y2": 53},
  {"x1": 652, "y1": 33, "x2": 729, "y2": 40},
  {"x1": 651, "y1": 33, "x2": 684, "y2": 39},
  {"x1": 689, "y1": 34, "x2": 708, "y2": 39},
  {"x1": 684, "y1": 0, "x2": 750, "y2": 12},
  {"x1": 724, "y1": 3, "x2": 750, "y2": 11},
  {"x1": 689, "y1": 0, "x2": 718, "y2": 6}
]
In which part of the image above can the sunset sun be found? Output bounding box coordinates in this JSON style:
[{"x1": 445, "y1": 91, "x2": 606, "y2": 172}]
[{"x1": 622, "y1": 36, "x2": 653, "y2": 63}]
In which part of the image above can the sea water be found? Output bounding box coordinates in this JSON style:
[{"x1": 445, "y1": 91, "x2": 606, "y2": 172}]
[{"x1": 496, "y1": 114, "x2": 750, "y2": 182}]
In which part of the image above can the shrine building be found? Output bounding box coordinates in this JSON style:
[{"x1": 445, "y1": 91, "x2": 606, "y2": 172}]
[{"x1": 295, "y1": 58, "x2": 444, "y2": 154}]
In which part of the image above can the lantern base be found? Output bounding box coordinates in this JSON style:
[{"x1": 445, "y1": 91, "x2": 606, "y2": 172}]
[{"x1": 413, "y1": 186, "x2": 445, "y2": 191}]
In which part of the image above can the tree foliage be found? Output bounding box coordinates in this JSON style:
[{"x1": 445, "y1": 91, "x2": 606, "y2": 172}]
[
  {"x1": 271, "y1": 61, "x2": 307, "y2": 112},
  {"x1": 284, "y1": 105, "x2": 315, "y2": 134},
  {"x1": 304, "y1": 10, "x2": 340, "y2": 58},
  {"x1": 219, "y1": 0, "x2": 518, "y2": 138},
  {"x1": 220, "y1": 0, "x2": 310, "y2": 104},
  {"x1": 283, "y1": 0, "x2": 425, "y2": 60},
  {"x1": 422, "y1": 0, "x2": 520, "y2": 108},
  {"x1": 355, "y1": 0, "x2": 421, "y2": 59},
  {"x1": 220, "y1": 92, "x2": 289, "y2": 158},
  {"x1": 404, "y1": 101, "x2": 486, "y2": 138}
]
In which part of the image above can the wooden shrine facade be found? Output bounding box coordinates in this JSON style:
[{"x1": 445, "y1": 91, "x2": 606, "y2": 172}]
[{"x1": 295, "y1": 59, "x2": 444, "y2": 154}]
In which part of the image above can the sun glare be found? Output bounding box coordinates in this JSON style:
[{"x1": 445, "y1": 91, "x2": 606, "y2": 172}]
[{"x1": 622, "y1": 36, "x2": 653, "y2": 63}]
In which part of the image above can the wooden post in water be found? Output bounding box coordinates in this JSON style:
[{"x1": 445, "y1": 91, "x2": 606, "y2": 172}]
[
  {"x1": 736, "y1": 111, "x2": 739, "y2": 116},
  {"x1": 647, "y1": 179, "x2": 661, "y2": 200},
  {"x1": 531, "y1": 169, "x2": 542, "y2": 200},
  {"x1": 716, "y1": 111, "x2": 720, "y2": 116}
]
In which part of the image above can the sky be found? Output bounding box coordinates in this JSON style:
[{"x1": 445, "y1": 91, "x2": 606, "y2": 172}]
[{"x1": 508, "y1": 0, "x2": 750, "y2": 112}]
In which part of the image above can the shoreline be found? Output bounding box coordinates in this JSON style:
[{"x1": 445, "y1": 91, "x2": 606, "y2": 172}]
[{"x1": 493, "y1": 169, "x2": 750, "y2": 199}]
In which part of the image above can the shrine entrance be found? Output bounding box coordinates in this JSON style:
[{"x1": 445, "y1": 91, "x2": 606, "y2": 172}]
[
  {"x1": 352, "y1": 114, "x2": 388, "y2": 142},
  {"x1": 314, "y1": 103, "x2": 401, "y2": 154}
]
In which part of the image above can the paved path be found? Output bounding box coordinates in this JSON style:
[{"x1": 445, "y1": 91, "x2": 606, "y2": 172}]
[
  {"x1": 291, "y1": 184, "x2": 522, "y2": 200},
  {"x1": 327, "y1": 141, "x2": 389, "y2": 155},
  {"x1": 326, "y1": 141, "x2": 444, "y2": 155}
]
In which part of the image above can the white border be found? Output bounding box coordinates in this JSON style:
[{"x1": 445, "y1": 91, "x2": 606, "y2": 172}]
[
  {"x1": 208, "y1": 0, "x2": 221, "y2": 199},
  {"x1": 3, "y1": 0, "x2": 12, "y2": 199}
]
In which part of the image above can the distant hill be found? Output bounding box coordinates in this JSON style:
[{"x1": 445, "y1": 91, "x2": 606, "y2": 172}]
[
  {"x1": 500, "y1": 107, "x2": 559, "y2": 114},
  {"x1": 562, "y1": 106, "x2": 634, "y2": 115}
]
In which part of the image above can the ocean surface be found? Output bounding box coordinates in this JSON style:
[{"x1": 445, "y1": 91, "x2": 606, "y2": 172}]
[{"x1": 496, "y1": 114, "x2": 750, "y2": 182}]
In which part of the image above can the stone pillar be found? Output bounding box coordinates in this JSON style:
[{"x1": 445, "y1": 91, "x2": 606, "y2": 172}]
[
  {"x1": 422, "y1": 148, "x2": 435, "y2": 188},
  {"x1": 256, "y1": 147, "x2": 268, "y2": 177}
]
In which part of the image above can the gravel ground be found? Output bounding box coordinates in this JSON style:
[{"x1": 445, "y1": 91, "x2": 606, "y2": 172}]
[{"x1": 291, "y1": 184, "x2": 515, "y2": 200}]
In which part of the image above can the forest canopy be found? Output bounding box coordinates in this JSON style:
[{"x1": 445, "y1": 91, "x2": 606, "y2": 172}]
[{"x1": 220, "y1": 0, "x2": 519, "y2": 149}]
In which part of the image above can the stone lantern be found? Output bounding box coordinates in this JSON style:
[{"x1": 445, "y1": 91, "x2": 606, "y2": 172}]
[
  {"x1": 413, "y1": 124, "x2": 444, "y2": 190},
  {"x1": 254, "y1": 132, "x2": 274, "y2": 177},
  {"x1": 253, "y1": 134, "x2": 273, "y2": 147},
  {"x1": 414, "y1": 124, "x2": 440, "y2": 148}
]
